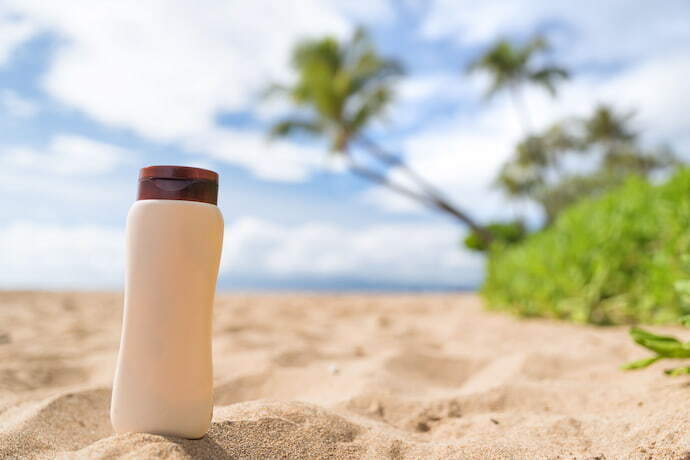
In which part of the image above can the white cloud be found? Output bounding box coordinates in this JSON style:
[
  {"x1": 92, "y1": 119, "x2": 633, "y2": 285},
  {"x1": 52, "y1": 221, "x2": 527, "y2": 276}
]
[
  {"x1": 0, "y1": 216, "x2": 481, "y2": 289},
  {"x1": 599, "y1": 53, "x2": 690, "y2": 153},
  {"x1": 0, "y1": 90, "x2": 39, "y2": 117},
  {"x1": 0, "y1": 14, "x2": 36, "y2": 66},
  {"x1": 182, "y1": 129, "x2": 325, "y2": 182},
  {"x1": 1, "y1": 135, "x2": 131, "y2": 175},
  {"x1": 221, "y1": 217, "x2": 482, "y2": 286},
  {"x1": 385, "y1": 72, "x2": 484, "y2": 129},
  {"x1": 397, "y1": 74, "x2": 467, "y2": 103},
  {"x1": 5, "y1": 0, "x2": 348, "y2": 138},
  {"x1": 0, "y1": 221, "x2": 124, "y2": 289},
  {"x1": 0, "y1": 0, "x2": 391, "y2": 182},
  {"x1": 335, "y1": 0, "x2": 394, "y2": 23},
  {"x1": 422, "y1": 1, "x2": 532, "y2": 45},
  {"x1": 421, "y1": 0, "x2": 690, "y2": 64}
]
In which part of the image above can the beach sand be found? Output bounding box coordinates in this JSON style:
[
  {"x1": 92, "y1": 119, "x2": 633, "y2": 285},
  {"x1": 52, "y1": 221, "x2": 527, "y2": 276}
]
[{"x1": 1, "y1": 291, "x2": 689, "y2": 459}]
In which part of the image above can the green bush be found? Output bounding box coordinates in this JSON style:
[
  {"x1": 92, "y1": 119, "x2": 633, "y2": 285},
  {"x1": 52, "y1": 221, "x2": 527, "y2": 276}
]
[
  {"x1": 464, "y1": 220, "x2": 527, "y2": 252},
  {"x1": 483, "y1": 168, "x2": 690, "y2": 325}
]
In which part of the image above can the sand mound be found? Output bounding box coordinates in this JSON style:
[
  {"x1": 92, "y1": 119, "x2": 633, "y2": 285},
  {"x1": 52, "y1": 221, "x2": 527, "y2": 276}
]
[{"x1": 1, "y1": 292, "x2": 690, "y2": 459}]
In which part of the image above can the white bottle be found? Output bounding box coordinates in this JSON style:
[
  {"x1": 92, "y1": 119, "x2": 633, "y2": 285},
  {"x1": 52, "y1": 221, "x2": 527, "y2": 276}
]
[{"x1": 111, "y1": 165, "x2": 224, "y2": 439}]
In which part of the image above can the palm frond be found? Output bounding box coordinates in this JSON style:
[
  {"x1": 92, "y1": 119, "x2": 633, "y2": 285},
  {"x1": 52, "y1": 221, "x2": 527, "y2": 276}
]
[
  {"x1": 265, "y1": 26, "x2": 401, "y2": 150},
  {"x1": 349, "y1": 86, "x2": 392, "y2": 133},
  {"x1": 468, "y1": 34, "x2": 569, "y2": 103},
  {"x1": 585, "y1": 104, "x2": 638, "y2": 144},
  {"x1": 530, "y1": 66, "x2": 569, "y2": 97},
  {"x1": 269, "y1": 118, "x2": 324, "y2": 139}
]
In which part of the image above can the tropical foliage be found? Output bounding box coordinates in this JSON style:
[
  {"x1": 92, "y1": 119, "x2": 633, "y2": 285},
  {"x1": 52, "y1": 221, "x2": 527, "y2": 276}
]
[
  {"x1": 496, "y1": 104, "x2": 678, "y2": 224},
  {"x1": 269, "y1": 29, "x2": 685, "y2": 328},
  {"x1": 623, "y1": 320, "x2": 690, "y2": 376},
  {"x1": 467, "y1": 35, "x2": 568, "y2": 132},
  {"x1": 464, "y1": 220, "x2": 526, "y2": 252},
  {"x1": 483, "y1": 169, "x2": 690, "y2": 325},
  {"x1": 267, "y1": 28, "x2": 401, "y2": 153},
  {"x1": 622, "y1": 258, "x2": 690, "y2": 374},
  {"x1": 267, "y1": 27, "x2": 491, "y2": 243},
  {"x1": 463, "y1": 34, "x2": 570, "y2": 251}
]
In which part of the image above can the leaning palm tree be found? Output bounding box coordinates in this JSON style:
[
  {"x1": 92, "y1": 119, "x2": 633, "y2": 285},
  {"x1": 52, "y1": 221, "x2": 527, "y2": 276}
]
[
  {"x1": 267, "y1": 28, "x2": 491, "y2": 243},
  {"x1": 467, "y1": 35, "x2": 569, "y2": 132}
]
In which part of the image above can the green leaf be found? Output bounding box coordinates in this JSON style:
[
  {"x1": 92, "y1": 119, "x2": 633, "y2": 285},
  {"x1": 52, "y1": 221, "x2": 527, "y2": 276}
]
[
  {"x1": 621, "y1": 356, "x2": 661, "y2": 370},
  {"x1": 629, "y1": 327, "x2": 690, "y2": 358},
  {"x1": 630, "y1": 327, "x2": 681, "y2": 344},
  {"x1": 269, "y1": 119, "x2": 323, "y2": 139},
  {"x1": 664, "y1": 366, "x2": 690, "y2": 376},
  {"x1": 630, "y1": 326, "x2": 680, "y2": 345}
]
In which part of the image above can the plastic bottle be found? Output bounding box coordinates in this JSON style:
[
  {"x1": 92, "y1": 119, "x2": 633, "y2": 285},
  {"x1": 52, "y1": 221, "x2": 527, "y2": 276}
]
[{"x1": 111, "y1": 165, "x2": 224, "y2": 439}]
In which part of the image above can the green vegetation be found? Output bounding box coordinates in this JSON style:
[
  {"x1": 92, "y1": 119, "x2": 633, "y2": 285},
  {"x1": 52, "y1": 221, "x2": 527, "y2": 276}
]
[
  {"x1": 623, "y1": 262, "x2": 690, "y2": 374},
  {"x1": 496, "y1": 105, "x2": 677, "y2": 225},
  {"x1": 465, "y1": 105, "x2": 678, "y2": 251},
  {"x1": 623, "y1": 321, "x2": 690, "y2": 375},
  {"x1": 464, "y1": 220, "x2": 526, "y2": 252},
  {"x1": 483, "y1": 169, "x2": 690, "y2": 325},
  {"x1": 464, "y1": 36, "x2": 676, "y2": 251},
  {"x1": 269, "y1": 29, "x2": 684, "y2": 323}
]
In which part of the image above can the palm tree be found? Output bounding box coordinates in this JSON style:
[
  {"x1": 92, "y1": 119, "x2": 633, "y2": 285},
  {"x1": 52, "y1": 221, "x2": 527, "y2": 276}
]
[
  {"x1": 585, "y1": 104, "x2": 677, "y2": 176},
  {"x1": 467, "y1": 35, "x2": 569, "y2": 132},
  {"x1": 495, "y1": 104, "x2": 679, "y2": 223},
  {"x1": 267, "y1": 28, "x2": 492, "y2": 244},
  {"x1": 584, "y1": 104, "x2": 636, "y2": 146}
]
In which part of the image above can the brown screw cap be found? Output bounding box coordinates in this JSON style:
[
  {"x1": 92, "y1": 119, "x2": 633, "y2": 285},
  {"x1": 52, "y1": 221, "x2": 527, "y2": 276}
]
[{"x1": 137, "y1": 165, "x2": 219, "y2": 205}]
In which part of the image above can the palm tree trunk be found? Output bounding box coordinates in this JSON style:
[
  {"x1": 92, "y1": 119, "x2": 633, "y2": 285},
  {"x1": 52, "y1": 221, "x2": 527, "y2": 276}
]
[
  {"x1": 349, "y1": 140, "x2": 493, "y2": 245},
  {"x1": 346, "y1": 158, "x2": 437, "y2": 207},
  {"x1": 510, "y1": 83, "x2": 533, "y2": 134}
]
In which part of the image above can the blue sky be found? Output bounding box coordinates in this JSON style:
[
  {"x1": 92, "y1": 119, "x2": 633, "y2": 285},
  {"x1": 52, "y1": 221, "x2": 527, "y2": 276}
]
[{"x1": 1, "y1": 0, "x2": 689, "y2": 290}]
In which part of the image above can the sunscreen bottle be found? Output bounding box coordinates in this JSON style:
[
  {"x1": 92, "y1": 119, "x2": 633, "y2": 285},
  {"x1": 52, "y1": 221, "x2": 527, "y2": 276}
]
[{"x1": 111, "y1": 165, "x2": 223, "y2": 439}]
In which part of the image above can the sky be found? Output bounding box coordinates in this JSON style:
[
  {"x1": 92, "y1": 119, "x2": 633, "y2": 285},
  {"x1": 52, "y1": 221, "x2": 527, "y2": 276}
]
[{"x1": 1, "y1": 0, "x2": 689, "y2": 290}]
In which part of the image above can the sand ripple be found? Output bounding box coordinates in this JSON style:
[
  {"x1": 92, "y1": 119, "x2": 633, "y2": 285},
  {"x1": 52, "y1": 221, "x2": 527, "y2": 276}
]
[{"x1": 1, "y1": 292, "x2": 690, "y2": 459}]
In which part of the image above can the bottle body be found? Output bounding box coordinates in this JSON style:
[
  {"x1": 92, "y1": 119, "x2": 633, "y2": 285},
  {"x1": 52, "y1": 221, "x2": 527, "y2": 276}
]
[{"x1": 111, "y1": 199, "x2": 224, "y2": 439}]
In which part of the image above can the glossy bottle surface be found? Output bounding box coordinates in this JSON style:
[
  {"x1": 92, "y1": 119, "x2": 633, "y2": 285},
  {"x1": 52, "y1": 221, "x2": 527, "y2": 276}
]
[{"x1": 111, "y1": 199, "x2": 224, "y2": 438}]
